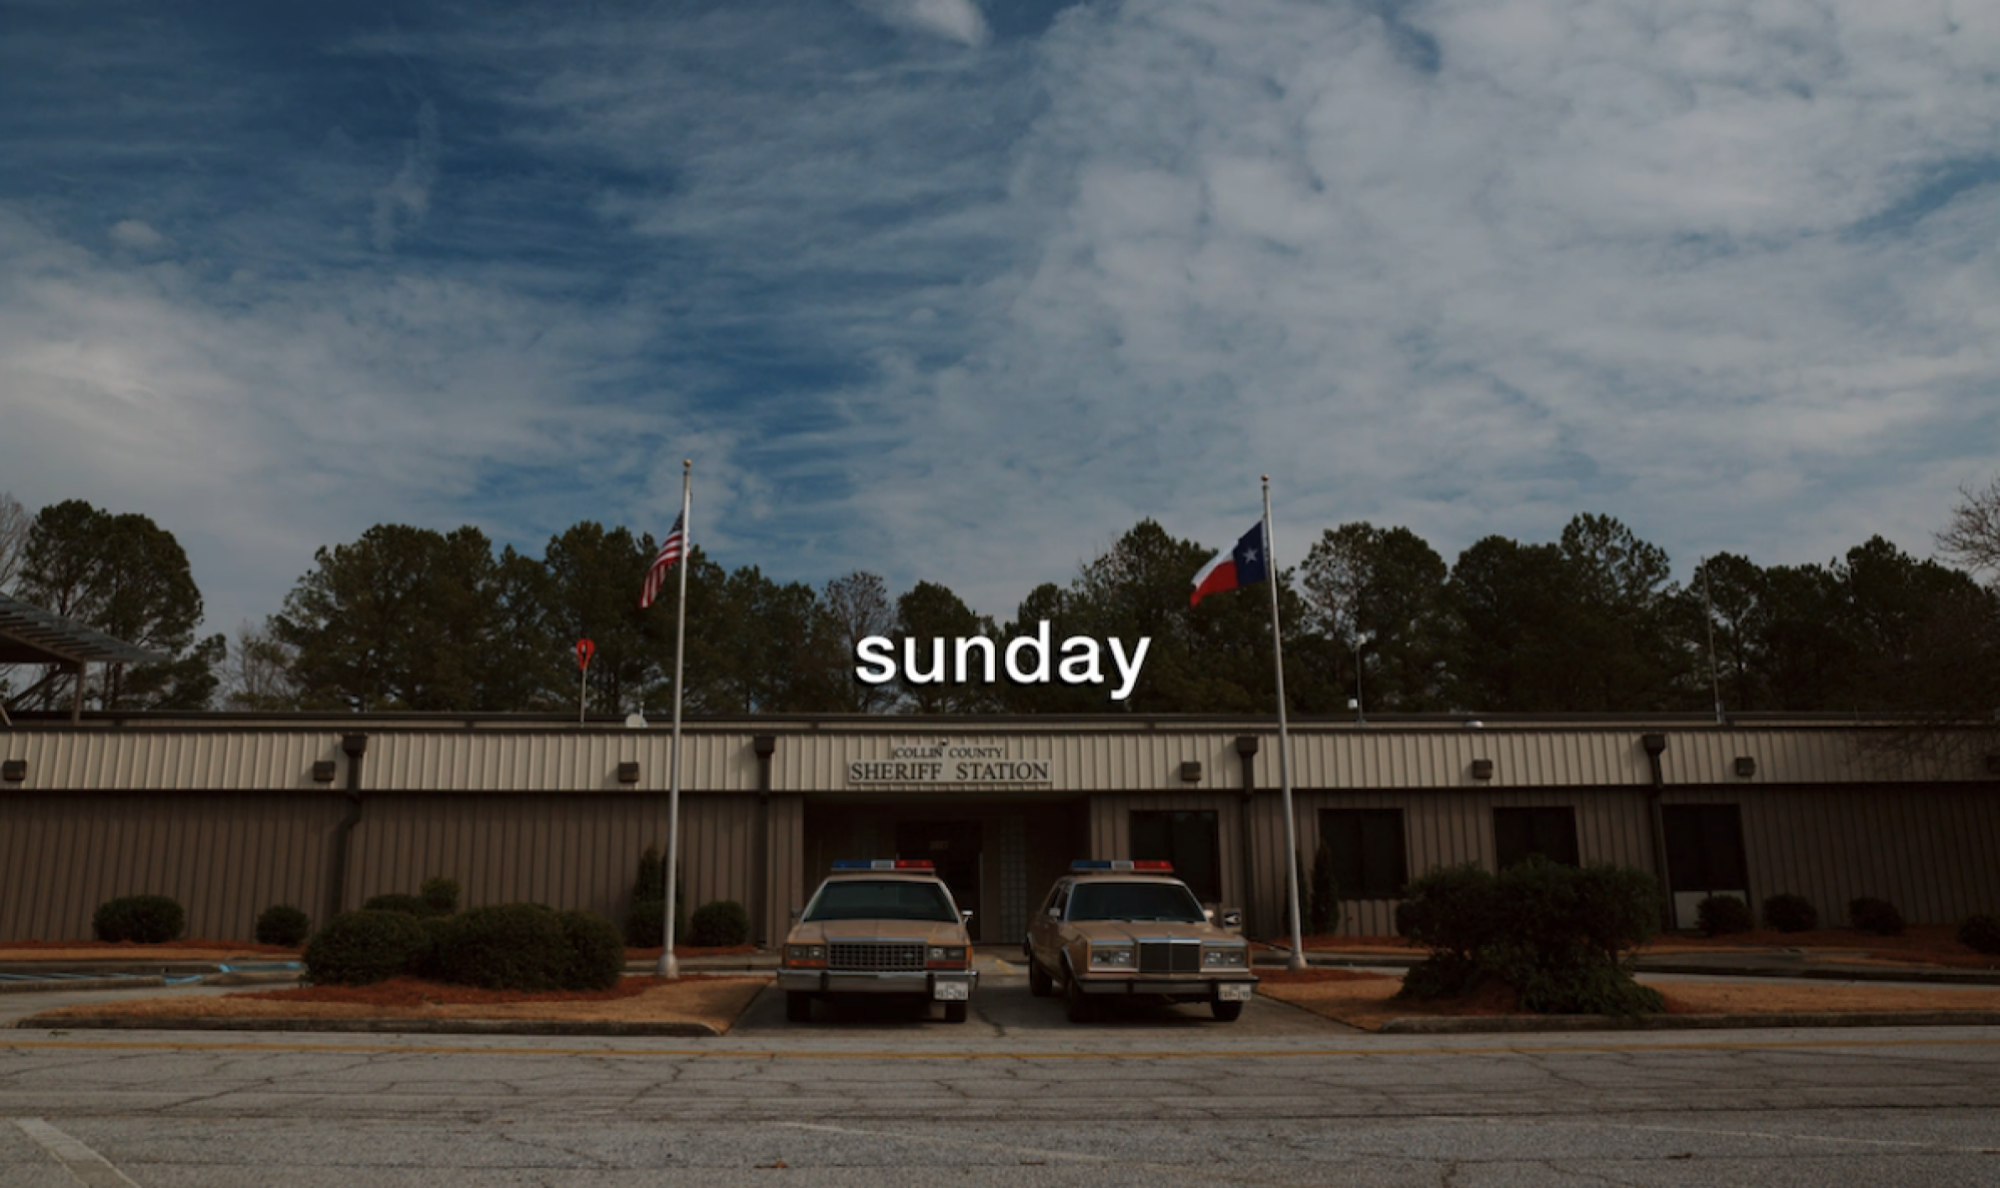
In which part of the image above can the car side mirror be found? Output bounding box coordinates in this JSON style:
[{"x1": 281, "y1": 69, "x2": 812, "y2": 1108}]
[
  {"x1": 961, "y1": 910, "x2": 974, "y2": 924},
  {"x1": 1046, "y1": 907, "x2": 1061, "y2": 920},
  {"x1": 1204, "y1": 907, "x2": 1216, "y2": 922},
  {"x1": 1221, "y1": 909, "x2": 1243, "y2": 932}
]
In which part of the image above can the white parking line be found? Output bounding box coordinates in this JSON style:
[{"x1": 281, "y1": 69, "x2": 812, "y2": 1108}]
[{"x1": 14, "y1": 1118, "x2": 143, "y2": 1187}]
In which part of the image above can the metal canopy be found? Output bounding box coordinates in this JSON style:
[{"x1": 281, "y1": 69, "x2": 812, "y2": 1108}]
[{"x1": 0, "y1": 592, "x2": 166, "y2": 666}]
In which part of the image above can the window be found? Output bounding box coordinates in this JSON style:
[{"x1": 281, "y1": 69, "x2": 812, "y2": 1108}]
[
  {"x1": 1493, "y1": 806, "x2": 1579, "y2": 868},
  {"x1": 1129, "y1": 810, "x2": 1221, "y2": 903},
  {"x1": 1317, "y1": 809, "x2": 1408, "y2": 898},
  {"x1": 1662, "y1": 804, "x2": 1748, "y2": 893}
]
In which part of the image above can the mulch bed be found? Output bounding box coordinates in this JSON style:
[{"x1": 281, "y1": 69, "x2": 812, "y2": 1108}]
[{"x1": 238, "y1": 976, "x2": 666, "y2": 1008}]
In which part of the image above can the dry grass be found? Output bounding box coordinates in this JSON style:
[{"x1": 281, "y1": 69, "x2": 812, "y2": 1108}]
[
  {"x1": 18, "y1": 975, "x2": 768, "y2": 1032},
  {"x1": 1285, "y1": 925, "x2": 2000, "y2": 970}
]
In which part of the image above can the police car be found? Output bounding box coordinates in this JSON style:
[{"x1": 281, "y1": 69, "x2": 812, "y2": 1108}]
[
  {"x1": 777, "y1": 859, "x2": 977, "y2": 1023},
  {"x1": 1024, "y1": 860, "x2": 1257, "y2": 1022}
]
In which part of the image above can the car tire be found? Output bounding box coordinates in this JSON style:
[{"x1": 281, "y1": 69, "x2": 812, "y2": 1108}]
[
  {"x1": 1210, "y1": 999, "x2": 1244, "y2": 1023},
  {"x1": 1027, "y1": 956, "x2": 1053, "y2": 997},
  {"x1": 1064, "y1": 964, "x2": 1095, "y2": 1024},
  {"x1": 943, "y1": 1000, "x2": 968, "y2": 1024},
  {"x1": 785, "y1": 992, "x2": 813, "y2": 1023}
]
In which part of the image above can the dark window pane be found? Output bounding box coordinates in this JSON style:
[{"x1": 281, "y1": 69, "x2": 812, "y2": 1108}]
[
  {"x1": 1662, "y1": 804, "x2": 1747, "y2": 892},
  {"x1": 1129, "y1": 810, "x2": 1221, "y2": 903},
  {"x1": 1494, "y1": 807, "x2": 1578, "y2": 868},
  {"x1": 1318, "y1": 809, "x2": 1408, "y2": 898}
]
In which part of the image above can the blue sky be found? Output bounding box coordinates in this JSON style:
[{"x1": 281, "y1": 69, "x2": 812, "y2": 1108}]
[{"x1": 3, "y1": 0, "x2": 1997, "y2": 641}]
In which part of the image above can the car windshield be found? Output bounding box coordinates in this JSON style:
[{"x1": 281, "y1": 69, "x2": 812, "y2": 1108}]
[
  {"x1": 1066, "y1": 880, "x2": 1207, "y2": 923},
  {"x1": 803, "y1": 879, "x2": 959, "y2": 923}
]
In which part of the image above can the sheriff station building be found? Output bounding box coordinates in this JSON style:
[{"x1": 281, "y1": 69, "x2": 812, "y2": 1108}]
[{"x1": 4, "y1": 710, "x2": 1998, "y2": 946}]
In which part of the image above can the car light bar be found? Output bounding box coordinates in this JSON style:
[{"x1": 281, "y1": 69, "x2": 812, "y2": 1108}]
[
  {"x1": 830, "y1": 859, "x2": 935, "y2": 871},
  {"x1": 1069, "y1": 859, "x2": 1174, "y2": 872}
]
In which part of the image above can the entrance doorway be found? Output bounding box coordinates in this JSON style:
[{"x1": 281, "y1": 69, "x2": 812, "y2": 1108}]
[{"x1": 896, "y1": 820, "x2": 983, "y2": 940}]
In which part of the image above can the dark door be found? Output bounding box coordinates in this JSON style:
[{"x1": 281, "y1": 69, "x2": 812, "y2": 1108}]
[
  {"x1": 895, "y1": 820, "x2": 983, "y2": 941},
  {"x1": 1662, "y1": 804, "x2": 1748, "y2": 893}
]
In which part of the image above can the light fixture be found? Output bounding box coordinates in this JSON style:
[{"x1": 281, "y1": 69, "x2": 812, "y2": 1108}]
[
  {"x1": 1470, "y1": 758, "x2": 1494, "y2": 780},
  {"x1": 1180, "y1": 761, "x2": 1202, "y2": 782},
  {"x1": 617, "y1": 761, "x2": 641, "y2": 784},
  {"x1": 1, "y1": 759, "x2": 24, "y2": 783},
  {"x1": 312, "y1": 760, "x2": 337, "y2": 783},
  {"x1": 1734, "y1": 756, "x2": 1757, "y2": 778}
]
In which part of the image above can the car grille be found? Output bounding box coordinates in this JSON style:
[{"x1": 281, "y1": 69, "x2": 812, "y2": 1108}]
[
  {"x1": 828, "y1": 942, "x2": 926, "y2": 972},
  {"x1": 1139, "y1": 940, "x2": 1202, "y2": 974}
]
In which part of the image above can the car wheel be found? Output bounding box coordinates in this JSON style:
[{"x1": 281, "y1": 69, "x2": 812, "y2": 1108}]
[
  {"x1": 1027, "y1": 956, "x2": 1053, "y2": 997},
  {"x1": 1064, "y1": 964, "x2": 1095, "y2": 1024},
  {"x1": 785, "y1": 992, "x2": 813, "y2": 1023},
  {"x1": 943, "y1": 1000, "x2": 968, "y2": 1024},
  {"x1": 1210, "y1": 999, "x2": 1244, "y2": 1023}
]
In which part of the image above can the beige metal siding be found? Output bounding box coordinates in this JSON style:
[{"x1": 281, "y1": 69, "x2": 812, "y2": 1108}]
[{"x1": 0, "y1": 792, "x2": 344, "y2": 941}]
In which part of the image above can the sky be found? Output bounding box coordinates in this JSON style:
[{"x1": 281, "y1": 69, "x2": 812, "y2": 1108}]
[{"x1": 2, "y1": 0, "x2": 1997, "y2": 643}]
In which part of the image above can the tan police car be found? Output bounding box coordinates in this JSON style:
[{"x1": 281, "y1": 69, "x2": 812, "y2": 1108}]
[
  {"x1": 1024, "y1": 860, "x2": 1257, "y2": 1022},
  {"x1": 777, "y1": 859, "x2": 977, "y2": 1023}
]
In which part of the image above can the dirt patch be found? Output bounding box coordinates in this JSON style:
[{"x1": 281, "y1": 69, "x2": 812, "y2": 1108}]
[
  {"x1": 0, "y1": 940, "x2": 302, "y2": 962},
  {"x1": 16, "y1": 975, "x2": 768, "y2": 1033},
  {"x1": 1257, "y1": 969, "x2": 2000, "y2": 1032}
]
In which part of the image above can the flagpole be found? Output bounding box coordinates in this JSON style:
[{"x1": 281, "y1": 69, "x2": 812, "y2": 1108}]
[
  {"x1": 1262, "y1": 476, "x2": 1309, "y2": 972},
  {"x1": 656, "y1": 460, "x2": 692, "y2": 980}
]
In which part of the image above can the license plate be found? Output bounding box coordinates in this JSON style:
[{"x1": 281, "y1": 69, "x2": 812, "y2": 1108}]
[
  {"x1": 1218, "y1": 983, "x2": 1253, "y2": 1002},
  {"x1": 933, "y1": 981, "x2": 969, "y2": 1001}
]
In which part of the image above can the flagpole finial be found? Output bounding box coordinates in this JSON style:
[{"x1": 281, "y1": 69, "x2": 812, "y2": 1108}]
[{"x1": 683, "y1": 459, "x2": 692, "y2": 470}]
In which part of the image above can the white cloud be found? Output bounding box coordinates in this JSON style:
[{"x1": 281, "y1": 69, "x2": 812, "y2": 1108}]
[
  {"x1": 859, "y1": 0, "x2": 990, "y2": 47},
  {"x1": 108, "y1": 219, "x2": 166, "y2": 250}
]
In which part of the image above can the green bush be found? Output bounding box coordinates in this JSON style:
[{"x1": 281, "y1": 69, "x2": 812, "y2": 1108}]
[
  {"x1": 302, "y1": 910, "x2": 432, "y2": 985},
  {"x1": 559, "y1": 910, "x2": 627, "y2": 991},
  {"x1": 1308, "y1": 842, "x2": 1340, "y2": 935},
  {"x1": 1849, "y1": 897, "x2": 1905, "y2": 936},
  {"x1": 1761, "y1": 893, "x2": 1818, "y2": 933},
  {"x1": 688, "y1": 900, "x2": 751, "y2": 948},
  {"x1": 624, "y1": 898, "x2": 666, "y2": 948},
  {"x1": 429, "y1": 903, "x2": 621, "y2": 992},
  {"x1": 1397, "y1": 857, "x2": 1662, "y2": 1016},
  {"x1": 419, "y1": 876, "x2": 461, "y2": 916},
  {"x1": 1697, "y1": 895, "x2": 1753, "y2": 936},
  {"x1": 1393, "y1": 863, "x2": 1498, "y2": 960},
  {"x1": 1957, "y1": 914, "x2": 2000, "y2": 955},
  {"x1": 254, "y1": 904, "x2": 312, "y2": 947},
  {"x1": 361, "y1": 892, "x2": 429, "y2": 916},
  {"x1": 632, "y1": 845, "x2": 665, "y2": 906},
  {"x1": 92, "y1": 895, "x2": 186, "y2": 944}
]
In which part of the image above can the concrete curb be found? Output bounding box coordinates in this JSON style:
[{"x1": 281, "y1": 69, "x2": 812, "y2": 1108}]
[
  {"x1": 1378, "y1": 1010, "x2": 2000, "y2": 1034},
  {"x1": 11, "y1": 1015, "x2": 723, "y2": 1037},
  {"x1": 0, "y1": 976, "x2": 170, "y2": 995}
]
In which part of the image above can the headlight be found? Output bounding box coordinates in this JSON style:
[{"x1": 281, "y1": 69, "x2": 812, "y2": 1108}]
[
  {"x1": 785, "y1": 944, "x2": 825, "y2": 964},
  {"x1": 1088, "y1": 944, "x2": 1135, "y2": 968},
  {"x1": 927, "y1": 946, "x2": 968, "y2": 964},
  {"x1": 1203, "y1": 947, "x2": 1248, "y2": 968}
]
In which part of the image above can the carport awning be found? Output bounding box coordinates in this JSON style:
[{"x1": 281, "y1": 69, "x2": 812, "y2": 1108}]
[{"x1": 0, "y1": 592, "x2": 165, "y2": 666}]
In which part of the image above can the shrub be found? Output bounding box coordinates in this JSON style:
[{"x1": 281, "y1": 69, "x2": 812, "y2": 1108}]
[
  {"x1": 361, "y1": 892, "x2": 429, "y2": 916},
  {"x1": 92, "y1": 895, "x2": 186, "y2": 944},
  {"x1": 430, "y1": 903, "x2": 622, "y2": 992},
  {"x1": 688, "y1": 900, "x2": 751, "y2": 948},
  {"x1": 302, "y1": 910, "x2": 432, "y2": 985},
  {"x1": 419, "y1": 876, "x2": 461, "y2": 916},
  {"x1": 632, "y1": 845, "x2": 665, "y2": 906},
  {"x1": 1308, "y1": 842, "x2": 1340, "y2": 936},
  {"x1": 1849, "y1": 897, "x2": 1906, "y2": 936},
  {"x1": 1696, "y1": 894, "x2": 1753, "y2": 936},
  {"x1": 1396, "y1": 857, "x2": 1661, "y2": 1016},
  {"x1": 254, "y1": 904, "x2": 312, "y2": 947},
  {"x1": 624, "y1": 898, "x2": 666, "y2": 948},
  {"x1": 1957, "y1": 914, "x2": 2000, "y2": 955},
  {"x1": 559, "y1": 910, "x2": 627, "y2": 991},
  {"x1": 1761, "y1": 893, "x2": 1818, "y2": 933}
]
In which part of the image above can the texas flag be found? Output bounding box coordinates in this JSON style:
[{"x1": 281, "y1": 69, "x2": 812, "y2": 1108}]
[{"x1": 1190, "y1": 522, "x2": 1269, "y2": 607}]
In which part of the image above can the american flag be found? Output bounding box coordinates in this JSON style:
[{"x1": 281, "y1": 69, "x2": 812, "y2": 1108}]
[{"x1": 639, "y1": 512, "x2": 685, "y2": 609}]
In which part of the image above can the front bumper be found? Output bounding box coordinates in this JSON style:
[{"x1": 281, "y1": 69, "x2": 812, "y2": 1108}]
[
  {"x1": 1073, "y1": 975, "x2": 1258, "y2": 1000},
  {"x1": 776, "y1": 968, "x2": 979, "y2": 1001}
]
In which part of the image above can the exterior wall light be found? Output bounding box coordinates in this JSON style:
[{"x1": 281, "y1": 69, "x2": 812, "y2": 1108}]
[
  {"x1": 1, "y1": 759, "x2": 24, "y2": 783},
  {"x1": 617, "y1": 761, "x2": 641, "y2": 784},
  {"x1": 1470, "y1": 758, "x2": 1494, "y2": 780},
  {"x1": 1734, "y1": 756, "x2": 1757, "y2": 778},
  {"x1": 1180, "y1": 761, "x2": 1202, "y2": 783},
  {"x1": 312, "y1": 760, "x2": 337, "y2": 783}
]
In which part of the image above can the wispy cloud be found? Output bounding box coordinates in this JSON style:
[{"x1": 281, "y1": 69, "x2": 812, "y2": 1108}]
[{"x1": 0, "y1": 0, "x2": 1995, "y2": 639}]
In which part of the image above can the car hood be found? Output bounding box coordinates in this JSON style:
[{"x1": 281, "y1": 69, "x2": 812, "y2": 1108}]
[
  {"x1": 789, "y1": 919, "x2": 968, "y2": 945},
  {"x1": 1065, "y1": 920, "x2": 1235, "y2": 944}
]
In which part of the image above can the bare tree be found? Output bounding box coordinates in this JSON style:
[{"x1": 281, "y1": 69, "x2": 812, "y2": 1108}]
[
  {"x1": 821, "y1": 570, "x2": 898, "y2": 712},
  {"x1": 221, "y1": 619, "x2": 301, "y2": 711},
  {"x1": 1939, "y1": 476, "x2": 2000, "y2": 581}
]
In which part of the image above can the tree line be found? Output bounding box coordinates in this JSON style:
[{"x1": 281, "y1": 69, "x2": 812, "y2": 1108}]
[{"x1": 3, "y1": 488, "x2": 1998, "y2": 725}]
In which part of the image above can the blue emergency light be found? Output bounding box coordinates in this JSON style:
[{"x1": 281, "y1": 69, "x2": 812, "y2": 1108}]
[
  {"x1": 831, "y1": 859, "x2": 935, "y2": 871},
  {"x1": 1069, "y1": 859, "x2": 1174, "y2": 873}
]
